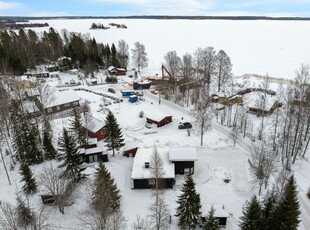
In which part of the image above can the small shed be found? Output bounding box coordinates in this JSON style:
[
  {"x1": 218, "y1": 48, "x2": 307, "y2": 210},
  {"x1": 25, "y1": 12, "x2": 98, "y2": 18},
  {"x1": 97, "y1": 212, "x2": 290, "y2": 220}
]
[
  {"x1": 79, "y1": 146, "x2": 108, "y2": 163},
  {"x1": 123, "y1": 142, "x2": 138, "y2": 157},
  {"x1": 121, "y1": 90, "x2": 135, "y2": 97},
  {"x1": 146, "y1": 115, "x2": 172, "y2": 127},
  {"x1": 169, "y1": 147, "x2": 198, "y2": 174},
  {"x1": 201, "y1": 205, "x2": 229, "y2": 227},
  {"x1": 129, "y1": 95, "x2": 138, "y2": 103},
  {"x1": 131, "y1": 148, "x2": 175, "y2": 189}
]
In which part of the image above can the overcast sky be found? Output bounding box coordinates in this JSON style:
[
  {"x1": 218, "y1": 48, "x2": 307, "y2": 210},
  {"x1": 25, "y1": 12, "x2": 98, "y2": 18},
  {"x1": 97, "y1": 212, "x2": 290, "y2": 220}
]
[{"x1": 1, "y1": 0, "x2": 310, "y2": 17}]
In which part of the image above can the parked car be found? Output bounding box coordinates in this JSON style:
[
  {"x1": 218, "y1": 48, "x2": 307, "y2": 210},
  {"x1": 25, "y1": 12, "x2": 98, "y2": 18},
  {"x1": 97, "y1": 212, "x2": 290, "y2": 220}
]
[
  {"x1": 178, "y1": 122, "x2": 192, "y2": 129},
  {"x1": 108, "y1": 88, "x2": 116, "y2": 94},
  {"x1": 151, "y1": 90, "x2": 159, "y2": 95},
  {"x1": 135, "y1": 91, "x2": 144, "y2": 96}
]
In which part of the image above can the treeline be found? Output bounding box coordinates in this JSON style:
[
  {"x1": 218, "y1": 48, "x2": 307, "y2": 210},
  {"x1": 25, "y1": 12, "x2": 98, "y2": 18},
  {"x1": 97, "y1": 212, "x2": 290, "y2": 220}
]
[
  {"x1": 2, "y1": 16, "x2": 310, "y2": 21},
  {"x1": 0, "y1": 27, "x2": 127, "y2": 75},
  {"x1": 5, "y1": 22, "x2": 49, "y2": 30}
]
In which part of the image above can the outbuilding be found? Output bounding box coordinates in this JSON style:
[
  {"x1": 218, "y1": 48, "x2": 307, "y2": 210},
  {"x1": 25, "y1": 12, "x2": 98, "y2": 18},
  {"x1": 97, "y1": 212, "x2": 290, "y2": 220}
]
[
  {"x1": 200, "y1": 204, "x2": 229, "y2": 228},
  {"x1": 79, "y1": 146, "x2": 108, "y2": 163},
  {"x1": 169, "y1": 147, "x2": 198, "y2": 174},
  {"x1": 129, "y1": 95, "x2": 138, "y2": 103},
  {"x1": 146, "y1": 114, "x2": 172, "y2": 127}
]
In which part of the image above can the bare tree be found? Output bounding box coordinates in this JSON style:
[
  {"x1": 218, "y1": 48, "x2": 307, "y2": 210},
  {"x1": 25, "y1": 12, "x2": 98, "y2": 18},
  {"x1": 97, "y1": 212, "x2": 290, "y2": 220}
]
[
  {"x1": 229, "y1": 126, "x2": 240, "y2": 147},
  {"x1": 201, "y1": 47, "x2": 216, "y2": 96},
  {"x1": 215, "y1": 50, "x2": 232, "y2": 92},
  {"x1": 79, "y1": 208, "x2": 126, "y2": 230},
  {"x1": 274, "y1": 167, "x2": 290, "y2": 196},
  {"x1": 0, "y1": 200, "x2": 50, "y2": 230},
  {"x1": 193, "y1": 99, "x2": 214, "y2": 146},
  {"x1": 132, "y1": 215, "x2": 152, "y2": 230},
  {"x1": 248, "y1": 144, "x2": 276, "y2": 195},
  {"x1": 131, "y1": 42, "x2": 148, "y2": 72},
  {"x1": 150, "y1": 146, "x2": 164, "y2": 191},
  {"x1": 148, "y1": 146, "x2": 171, "y2": 230},
  {"x1": 118, "y1": 39, "x2": 129, "y2": 68},
  {"x1": 181, "y1": 53, "x2": 194, "y2": 106},
  {"x1": 148, "y1": 193, "x2": 170, "y2": 230},
  {"x1": 164, "y1": 50, "x2": 181, "y2": 94},
  {"x1": 40, "y1": 164, "x2": 74, "y2": 214},
  {"x1": 0, "y1": 201, "x2": 18, "y2": 230}
]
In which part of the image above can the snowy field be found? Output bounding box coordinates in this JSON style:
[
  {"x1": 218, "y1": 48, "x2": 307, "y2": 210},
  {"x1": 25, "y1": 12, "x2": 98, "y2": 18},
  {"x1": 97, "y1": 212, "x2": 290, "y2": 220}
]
[{"x1": 29, "y1": 18, "x2": 310, "y2": 79}]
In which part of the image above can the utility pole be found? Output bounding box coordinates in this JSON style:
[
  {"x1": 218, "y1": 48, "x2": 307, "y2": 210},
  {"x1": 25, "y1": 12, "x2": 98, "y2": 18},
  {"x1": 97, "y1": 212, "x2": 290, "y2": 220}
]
[{"x1": 0, "y1": 146, "x2": 11, "y2": 185}]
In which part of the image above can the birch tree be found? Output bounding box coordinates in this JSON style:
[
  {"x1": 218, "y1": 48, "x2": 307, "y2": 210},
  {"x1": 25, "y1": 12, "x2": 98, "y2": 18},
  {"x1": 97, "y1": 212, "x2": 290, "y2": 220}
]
[{"x1": 131, "y1": 42, "x2": 148, "y2": 72}]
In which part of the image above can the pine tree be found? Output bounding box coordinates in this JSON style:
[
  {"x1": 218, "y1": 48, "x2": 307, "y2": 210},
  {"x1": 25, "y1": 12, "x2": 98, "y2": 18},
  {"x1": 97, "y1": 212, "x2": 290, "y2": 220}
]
[
  {"x1": 203, "y1": 206, "x2": 220, "y2": 230},
  {"x1": 58, "y1": 128, "x2": 83, "y2": 182},
  {"x1": 20, "y1": 162, "x2": 37, "y2": 194},
  {"x1": 175, "y1": 175, "x2": 202, "y2": 229},
  {"x1": 274, "y1": 175, "x2": 300, "y2": 230},
  {"x1": 69, "y1": 108, "x2": 86, "y2": 147},
  {"x1": 239, "y1": 195, "x2": 262, "y2": 230},
  {"x1": 92, "y1": 162, "x2": 121, "y2": 223},
  {"x1": 10, "y1": 102, "x2": 43, "y2": 164},
  {"x1": 261, "y1": 190, "x2": 278, "y2": 230},
  {"x1": 16, "y1": 195, "x2": 35, "y2": 227},
  {"x1": 43, "y1": 130, "x2": 57, "y2": 160},
  {"x1": 104, "y1": 110, "x2": 125, "y2": 156},
  {"x1": 26, "y1": 125, "x2": 43, "y2": 164}
]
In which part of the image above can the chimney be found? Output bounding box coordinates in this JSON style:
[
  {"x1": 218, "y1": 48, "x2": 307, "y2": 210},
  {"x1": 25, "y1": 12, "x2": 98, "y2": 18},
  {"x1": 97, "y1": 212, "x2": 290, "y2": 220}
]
[{"x1": 145, "y1": 162, "x2": 149, "y2": 168}]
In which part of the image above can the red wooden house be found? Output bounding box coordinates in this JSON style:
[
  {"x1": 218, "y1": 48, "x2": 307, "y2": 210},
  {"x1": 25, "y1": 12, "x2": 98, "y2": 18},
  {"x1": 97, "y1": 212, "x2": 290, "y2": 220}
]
[
  {"x1": 146, "y1": 115, "x2": 172, "y2": 127},
  {"x1": 108, "y1": 66, "x2": 127, "y2": 76},
  {"x1": 84, "y1": 116, "x2": 107, "y2": 141}
]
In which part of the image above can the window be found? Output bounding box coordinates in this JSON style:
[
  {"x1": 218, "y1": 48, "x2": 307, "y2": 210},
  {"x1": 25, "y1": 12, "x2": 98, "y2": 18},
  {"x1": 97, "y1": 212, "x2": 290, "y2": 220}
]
[
  {"x1": 47, "y1": 108, "x2": 53, "y2": 113},
  {"x1": 56, "y1": 106, "x2": 60, "y2": 111},
  {"x1": 73, "y1": 102, "x2": 79, "y2": 106},
  {"x1": 149, "y1": 179, "x2": 155, "y2": 185}
]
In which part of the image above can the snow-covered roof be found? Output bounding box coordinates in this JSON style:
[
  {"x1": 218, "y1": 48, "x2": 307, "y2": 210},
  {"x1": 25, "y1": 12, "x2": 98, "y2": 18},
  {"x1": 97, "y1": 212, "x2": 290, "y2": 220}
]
[
  {"x1": 201, "y1": 204, "x2": 230, "y2": 218},
  {"x1": 145, "y1": 111, "x2": 172, "y2": 122},
  {"x1": 78, "y1": 146, "x2": 107, "y2": 155},
  {"x1": 46, "y1": 89, "x2": 80, "y2": 107},
  {"x1": 123, "y1": 142, "x2": 138, "y2": 151},
  {"x1": 131, "y1": 148, "x2": 175, "y2": 179},
  {"x1": 85, "y1": 116, "x2": 105, "y2": 133},
  {"x1": 85, "y1": 146, "x2": 107, "y2": 155},
  {"x1": 169, "y1": 147, "x2": 198, "y2": 162},
  {"x1": 108, "y1": 66, "x2": 115, "y2": 71}
]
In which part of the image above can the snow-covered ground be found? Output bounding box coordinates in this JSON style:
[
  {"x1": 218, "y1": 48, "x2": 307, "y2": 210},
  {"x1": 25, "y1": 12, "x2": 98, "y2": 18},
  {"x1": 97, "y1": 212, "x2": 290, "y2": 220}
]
[{"x1": 1, "y1": 71, "x2": 309, "y2": 229}]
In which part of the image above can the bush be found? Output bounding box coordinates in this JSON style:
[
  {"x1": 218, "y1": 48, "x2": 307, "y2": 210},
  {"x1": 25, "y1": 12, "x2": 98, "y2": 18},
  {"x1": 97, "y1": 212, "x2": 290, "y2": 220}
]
[
  {"x1": 307, "y1": 188, "x2": 310, "y2": 199},
  {"x1": 223, "y1": 178, "x2": 231, "y2": 183},
  {"x1": 139, "y1": 111, "x2": 144, "y2": 118},
  {"x1": 106, "y1": 76, "x2": 117, "y2": 83}
]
